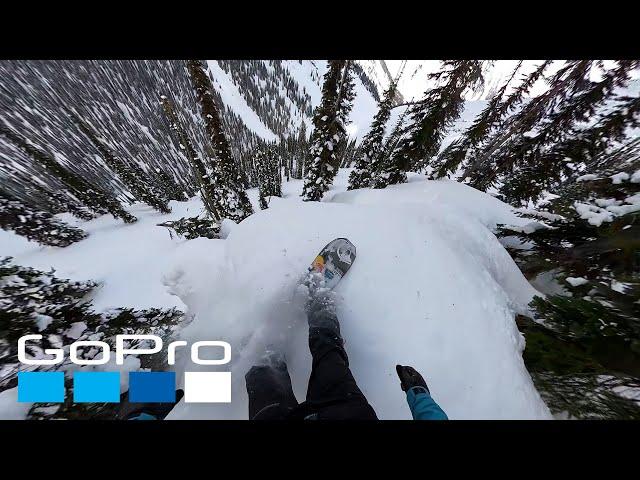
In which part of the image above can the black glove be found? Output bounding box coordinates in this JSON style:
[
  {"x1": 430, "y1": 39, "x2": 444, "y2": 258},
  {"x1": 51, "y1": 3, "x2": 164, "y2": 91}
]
[
  {"x1": 117, "y1": 389, "x2": 184, "y2": 420},
  {"x1": 396, "y1": 365, "x2": 429, "y2": 393}
]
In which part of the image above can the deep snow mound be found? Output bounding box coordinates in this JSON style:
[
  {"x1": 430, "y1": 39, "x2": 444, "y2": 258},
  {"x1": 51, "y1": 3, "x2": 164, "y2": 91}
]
[{"x1": 169, "y1": 179, "x2": 551, "y2": 419}]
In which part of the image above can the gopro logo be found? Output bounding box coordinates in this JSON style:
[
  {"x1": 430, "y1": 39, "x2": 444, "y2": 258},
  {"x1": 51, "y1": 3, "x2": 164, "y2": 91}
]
[{"x1": 16, "y1": 335, "x2": 232, "y2": 404}]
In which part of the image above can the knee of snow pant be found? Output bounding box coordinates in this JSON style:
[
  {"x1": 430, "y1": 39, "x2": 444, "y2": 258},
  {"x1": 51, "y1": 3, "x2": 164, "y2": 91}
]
[
  {"x1": 308, "y1": 326, "x2": 348, "y2": 365},
  {"x1": 245, "y1": 364, "x2": 298, "y2": 420}
]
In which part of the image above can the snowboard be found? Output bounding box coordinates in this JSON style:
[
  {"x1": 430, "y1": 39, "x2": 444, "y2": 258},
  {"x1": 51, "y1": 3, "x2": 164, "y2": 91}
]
[{"x1": 309, "y1": 238, "x2": 356, "y2": 290}]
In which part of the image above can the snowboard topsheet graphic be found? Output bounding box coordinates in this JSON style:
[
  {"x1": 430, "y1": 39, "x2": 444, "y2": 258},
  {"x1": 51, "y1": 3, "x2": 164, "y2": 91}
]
[{"x1": 310, "y1": 237, "x2": 356, "y2": 290}]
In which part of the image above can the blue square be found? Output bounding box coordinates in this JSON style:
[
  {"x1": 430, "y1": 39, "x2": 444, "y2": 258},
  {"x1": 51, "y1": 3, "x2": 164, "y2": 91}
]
[
  {"x1": 18, "y1": 372, "x2": 65, "y2": 402},
  {"x1": 73, "y1": 372, "x2": 121, "y2": 403},
  {"x1": 129, "y1": 372, "x2": 175, "y2": 402}
]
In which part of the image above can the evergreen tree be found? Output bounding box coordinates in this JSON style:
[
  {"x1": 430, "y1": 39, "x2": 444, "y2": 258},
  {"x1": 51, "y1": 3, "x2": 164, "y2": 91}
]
[
  {"x1": 160, "y1": 95, "x2": 221, "y2": 220},
  {"x1": 187, "y1": 60, "x2": 254, "y2": 222},
  {"x1": 431, "y1": 61, "x2": 525, "y2": 180},
  {"x1": 348, "y1": 81, "x2": 397, "y2": 190},
  {"x1": 45, "y1": 188, "x2": 96, "y2": 222},
  {"x1": 5, "y1": 170, "x2": 96, "y2": 222},
  {"x1": 0, "y1": 124, "x2": 137, "y2": 223},
  {"x1": 370, "y1": 102, "x2": 412, "y2": 189},
  {"x1": 377, "y1": 61, "x2": 485, "y2": 188},
  {"x1": 460, "y1": 61, "x2": 552, "y2": 182},
  {"x1": 293, "y1": 122, "x2": 308, "y2": 180},
  {"x1": 336, "y1": 61, "x2": 356, "y2": 127},
  {"x1": 153, "y1": 166, "x2": 189, "y2": 201},
  {"x1": 517, "y1": 316, "x2": 640, "y2": 419},
  {"x1": 0, "y1": 191, "x2": 87, "y2": 247},
  {"x1": 283, "y1": 135, "x2": 292, "y2": 182},
  {"x1": 339, "y1": 137, "x2": 359, "y2": 168},
  {"x1": 64, "y1": 108, "x2": 172, "y2": 214},
  {"x1": 327, "y1": 61, "x2": 356, "y2": 181},
  {"x1": 482, "y1": 61, "x2": 640, "y2": 419},
  {"x1": 302, "y1": 60, "x2": 349, "y2": 201},
  {"x1": 501, "y1": 95, "x2": 640, "y2": 205},
  {"x1": 157, "y1": 216, "x2": 220, "y2": 240},
  {"x1": 498, "y1": 144, "x2": 640, "y2": 418},
  {"x1": 465, "y1": 61, "x2": 600, "y2": 192},
  {"x1": 0, "y1": 257, "x2": 183, "y2": 419},
  {"x1": 254, "y1": 145, "x2": 283, "y2": 209},
  {"x1": 497, "y1": 61, "x2": 639, "y2": 204},
  {"x1": 0, "y1": 61, "x2": 205, "y2": 206}
]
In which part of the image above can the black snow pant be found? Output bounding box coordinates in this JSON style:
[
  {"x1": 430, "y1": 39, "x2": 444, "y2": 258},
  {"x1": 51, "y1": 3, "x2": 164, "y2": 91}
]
[{"x1": 245, "y1": 306, "x2": 377, "y2": 420}]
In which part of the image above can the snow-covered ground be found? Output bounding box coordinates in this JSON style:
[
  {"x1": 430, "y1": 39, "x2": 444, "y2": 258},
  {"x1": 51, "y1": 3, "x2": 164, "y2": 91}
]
[{"x1": 0, "y1": 170, "x2": 552, "y2": 419}]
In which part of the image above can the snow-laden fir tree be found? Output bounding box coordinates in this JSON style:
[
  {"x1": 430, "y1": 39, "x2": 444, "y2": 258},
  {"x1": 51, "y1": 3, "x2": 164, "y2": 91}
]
[
  {"x1": 254, "y1": 145, "x2": 283, "y2": 209},
  {"x1": 500, "y1": 94, "x2": 640, "y2": 205},
  {"x1": 467, "y1": 60, "x2": 593, "y2": 191},
  {"x1": 0, "y1": 257, "x2": 183, "y2": 419},
  {"x1": 158, "y1": 94, "x2": 222, "y2": 239},
  {"x1": 187, "y1": 60, "x2": 254, "y2": 223},
  {"x1": 282, "y1": 135, "x2": 293, "y2": 182},
  {"x1": 294, "y1": 121, "x2": 308, "y2": 180},
  {"x1": 0, "y1": 61, "x2": 203, "y2": 206},
  {"x1": 348, "y1": 80, "x2": 398, "y2": 190},
  {"x1": 17, "y1": 179, "x2": 91, "y2": 220},
  {"x1": 375, "y1": 61, "x2": 485, "y2": 188},
  {"x1": 336, "y1": 61, "x2": 356, "y2": 127},
  {"x1": 464, "y1": 61, "x2": 618, "y2": 194},
  {"x1": 157, "y1": 216, "x2": 220, "y2": 240},
  {"x1": 0, "y1": 123, "x2": 137, "y2": 223},
  {"x1": 280, "y1": 131, "x2": 299, "y2": 182},
  {"x1": 471, "y1": 61, "x2": 640, "y2": 418},
  {"x1": 302, "y1": 60, "x2": 351, "y2": 201},
  {"x1": 0, "y1": 190, "x2": 87, "y2": 247},
  {"x1": 42, "y1": 188, "x2": 96, "y2": 222},
  {"x1": 0, "y1": 162, "x2": 97, "y2": 222},
  {"x1": 498, "y1": 137, "x2": 640, "y2": 418},
  {"x1": 459, "y1": 61, "x2": 552, "y2": 183},
  {"x1": 153, "y1": 166, "x2": 188, "y2": 202},
  {"x1": 64, "y1": 108, "x2": 172, "y2": 214},
  {"x1": 339, "y1": 137, "x2": 360, "y2": 168},
  {"x1": 328, "y1": 62, "x2": 356, "y2": 180},
  {"x1": 496, "y1": 60, "x2": 639, "y2": 205},
  {"x1": 431, "y1": 61, "x2": 526, "y2": 180},
  {"x1": 370, "y1": 102, "x2": 413, "y2": 189},
  {"x1": 160, "y1": 95, "x2": 220, "y2": 220}
]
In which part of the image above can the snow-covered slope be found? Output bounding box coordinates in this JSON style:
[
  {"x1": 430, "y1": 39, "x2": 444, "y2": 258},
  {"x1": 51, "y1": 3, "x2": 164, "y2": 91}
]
[
  {"x1": 207, "y1": 60, "x2": 379, "y2": 143},
  {"x1": 1, "y1": 169, "x2": 552, "y2": 419},
  {"x1": 166, "y1": 172, "x2": 550, "y2": 420},
  {"x1": 207, "y1": 60, "x2": 278, "y2": 142},
  {"x1": 2, "y1": 170, "x2": 552, "y2": 419}
]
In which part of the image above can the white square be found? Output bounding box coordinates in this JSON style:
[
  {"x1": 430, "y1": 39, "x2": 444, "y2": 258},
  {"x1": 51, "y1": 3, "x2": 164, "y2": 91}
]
[{"x1": 184, "y1": 372, "x2": 232, "y2": 403}]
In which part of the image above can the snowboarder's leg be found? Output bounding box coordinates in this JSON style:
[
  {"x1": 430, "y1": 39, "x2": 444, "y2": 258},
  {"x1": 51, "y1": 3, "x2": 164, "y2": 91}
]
[
  {"x1": 304, "y1": 289, "x2": 377, "y2": 419},
  {"x1": 245, "y1": 359, "x2": 299, "y2": 420}
]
